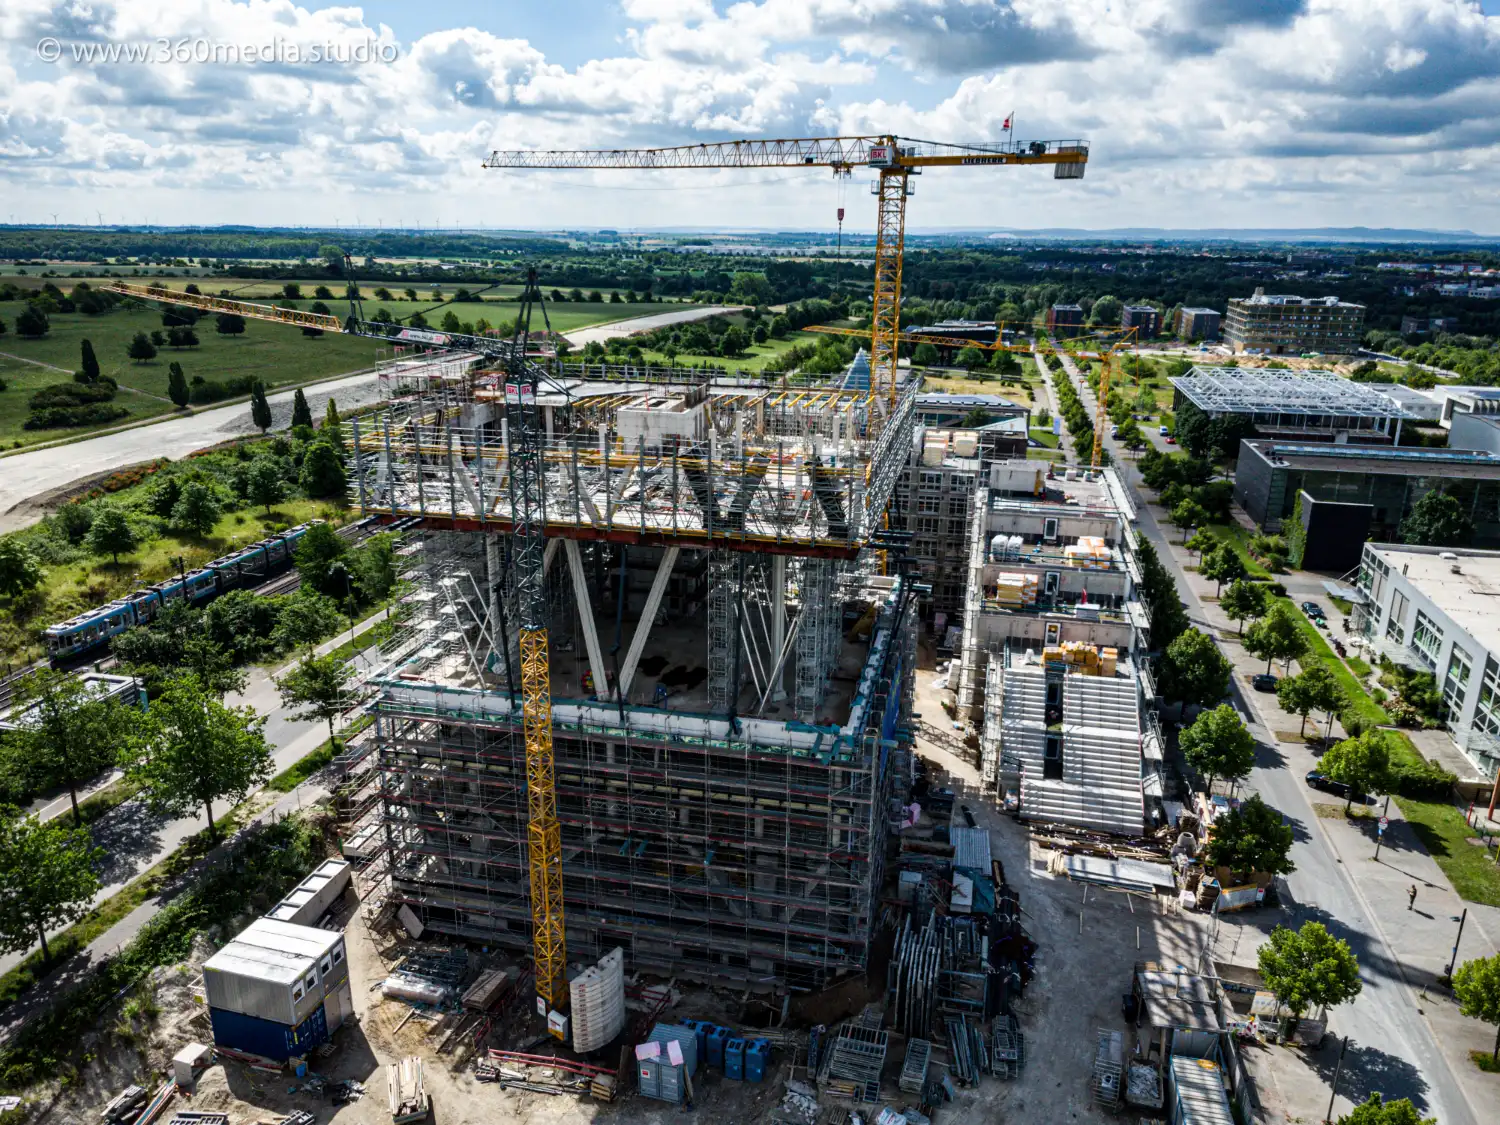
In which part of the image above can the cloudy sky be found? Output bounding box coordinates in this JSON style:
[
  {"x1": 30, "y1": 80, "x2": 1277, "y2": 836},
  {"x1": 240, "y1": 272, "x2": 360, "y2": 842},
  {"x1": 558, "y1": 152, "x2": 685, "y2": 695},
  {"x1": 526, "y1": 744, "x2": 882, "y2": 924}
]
[{"x1": 3, "y1": 0, "x2": 1500, "y2": 234}]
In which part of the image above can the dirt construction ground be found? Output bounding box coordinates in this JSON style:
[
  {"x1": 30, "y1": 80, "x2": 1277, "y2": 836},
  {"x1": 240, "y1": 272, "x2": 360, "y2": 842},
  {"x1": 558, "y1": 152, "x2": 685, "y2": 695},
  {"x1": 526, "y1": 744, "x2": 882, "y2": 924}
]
[{"x1": 52, "y1": 667, "x2": 1215, "y2": 1125}]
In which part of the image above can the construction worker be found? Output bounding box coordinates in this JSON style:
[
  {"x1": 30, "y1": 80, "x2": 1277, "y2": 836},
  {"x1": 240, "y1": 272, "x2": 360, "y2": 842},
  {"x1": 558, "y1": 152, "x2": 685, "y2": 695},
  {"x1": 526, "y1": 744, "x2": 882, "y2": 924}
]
[
  {"x1": 1408, "y1": 884, "x2": 1418, "y2": 911},
  {"x1": 581, "y1": 668, "x2": 594, "y2": 697}
]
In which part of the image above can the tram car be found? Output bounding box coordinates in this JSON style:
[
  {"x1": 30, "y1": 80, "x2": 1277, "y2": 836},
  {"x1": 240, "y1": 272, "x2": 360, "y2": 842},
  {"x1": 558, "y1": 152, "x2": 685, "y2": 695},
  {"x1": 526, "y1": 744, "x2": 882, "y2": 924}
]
[{"x1": 44, "y1": 521, "x2": 323, "y2": 664}]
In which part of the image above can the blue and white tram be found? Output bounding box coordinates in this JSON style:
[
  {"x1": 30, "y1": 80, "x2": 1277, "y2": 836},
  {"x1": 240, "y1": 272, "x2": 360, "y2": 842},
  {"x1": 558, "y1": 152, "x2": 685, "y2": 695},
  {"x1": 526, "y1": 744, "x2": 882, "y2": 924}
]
[{"x1": 43, "y1": 520, "x2": 322, "y2": 664}]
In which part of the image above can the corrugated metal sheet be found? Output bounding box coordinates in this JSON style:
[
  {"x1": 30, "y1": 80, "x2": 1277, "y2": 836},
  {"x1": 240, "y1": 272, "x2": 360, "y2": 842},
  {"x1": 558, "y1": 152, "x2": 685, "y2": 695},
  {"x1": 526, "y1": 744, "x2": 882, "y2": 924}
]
[
  {"x1": 1170, "y1": 1056, "x2": 1234, "y2": 1125},
  {"x1": 950, "y1": 826, "x2": 992, "y2": 871}
]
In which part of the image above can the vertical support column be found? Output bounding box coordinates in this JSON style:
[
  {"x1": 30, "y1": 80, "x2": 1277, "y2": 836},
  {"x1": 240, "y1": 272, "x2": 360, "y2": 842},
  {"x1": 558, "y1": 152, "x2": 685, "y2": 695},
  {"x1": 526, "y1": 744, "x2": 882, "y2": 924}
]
[
  {"x1": 770, "y1": 554, "x2": 787, "y2": 702},
  {"x1": 352, "y1": 419, "x2": 365, "y2": 511},
  {"x1": 869, "y1": 167, "x2": 910, "y2": 406},
  {"x1": 486, "y1": 537, "x2": 505, "y2": 674},
  {"x1": 795, "y1": 557, "x2": 835, "y2": 723},
  {"x1": 707, "y1": 549, "x2": 736, "y2": 715},
  {"x1": 564, "y1": 539, "x2": 610, "y2": 700}
]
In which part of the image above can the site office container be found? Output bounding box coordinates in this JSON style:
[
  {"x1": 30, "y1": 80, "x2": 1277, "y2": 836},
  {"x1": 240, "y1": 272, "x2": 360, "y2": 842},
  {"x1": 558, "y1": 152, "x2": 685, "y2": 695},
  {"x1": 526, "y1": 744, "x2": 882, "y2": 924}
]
[
  {"x1": 208, "y1": 1003, "x2": 329, "y2": 1062},
  {"x1": 637, "y1": 1024, "x2": 699, "y2": 1103}
]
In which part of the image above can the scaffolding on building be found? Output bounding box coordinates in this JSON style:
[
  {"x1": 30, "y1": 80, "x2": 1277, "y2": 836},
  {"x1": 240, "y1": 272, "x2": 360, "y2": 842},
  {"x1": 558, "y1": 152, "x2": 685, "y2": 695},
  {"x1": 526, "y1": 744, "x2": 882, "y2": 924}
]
[{"x1": 343, "y1": 372, "x2": 920, "y2": 991}]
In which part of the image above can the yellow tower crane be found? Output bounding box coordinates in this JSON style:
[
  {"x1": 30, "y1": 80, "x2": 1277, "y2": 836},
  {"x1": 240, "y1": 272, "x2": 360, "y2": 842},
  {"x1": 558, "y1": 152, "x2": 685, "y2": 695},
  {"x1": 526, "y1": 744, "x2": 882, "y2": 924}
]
[{"x1": 483, "y1": 135, "x2": 1089, "y2": 405}]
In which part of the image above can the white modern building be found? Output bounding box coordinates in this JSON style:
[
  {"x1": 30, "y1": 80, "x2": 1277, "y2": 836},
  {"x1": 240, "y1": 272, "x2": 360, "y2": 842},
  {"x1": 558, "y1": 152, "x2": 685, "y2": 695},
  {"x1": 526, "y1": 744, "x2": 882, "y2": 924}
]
[
  {"x1": 957, "y1": 461, "x2": 1157, "y2": 835},
  {"x1": 1353, "y1": 543, "x2": 1500, "y2": 779}
]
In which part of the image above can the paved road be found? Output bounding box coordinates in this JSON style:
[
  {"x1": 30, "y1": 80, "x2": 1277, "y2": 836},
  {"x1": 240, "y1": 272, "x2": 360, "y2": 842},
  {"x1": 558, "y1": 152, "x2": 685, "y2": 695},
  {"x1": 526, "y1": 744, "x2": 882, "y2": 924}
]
[
  {"x1": 0, "y1": 371, "x2": 390, "y2": 533},
  {"x1": 1054, "y1": 353, "x2": 1481, "y2": 1125},
  {"x1": 563, "y1": 304, "x2": 748, "y2": 348}
]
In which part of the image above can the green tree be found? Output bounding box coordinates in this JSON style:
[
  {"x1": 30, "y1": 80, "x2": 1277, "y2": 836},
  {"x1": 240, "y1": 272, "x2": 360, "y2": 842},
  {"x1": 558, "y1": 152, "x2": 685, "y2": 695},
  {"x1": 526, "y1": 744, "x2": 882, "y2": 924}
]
[
  {"x1": 283, "y1": 283, "x2": 303, "y2": 300},
  {"x1": 79, "y1": 338, "x2": 100, "y2": 383},
  {"x1": 1089, "y1": 294, "x2": 1123, "y2": 325},
  {"x1": 1200, "y1": 543, "x2": 1247, "y2": 596},
  {"x1": 1276, "y1": 665, "x2": 1346, "y2": 737},
  {"x1": 1400, "y1": 490, "x2": 1474, "y2": 548},
  {"x1": 124, "y1": 675, "x2": 273, "y2": 843},
  {"x1": 323, "y1": 396, "x2": 343, "y2": 449},
  {"x1": 0, "y1": 539, "x2": 44, "y2": 598},
  {"x1": 1220, "y1": 578, "x2": 1268, "y2": 636},
  {"x1": 1451, "y1": 952, "x2": 1500, "y2": 1063},
  {"x1": 277, "y1": 653, "x2": 355, "y2": 750},
  {"x1": 956, "y1": 346, "x2": 987, "y2": 370},
  {"x1": 1320, "y1": 731, "x2": 1390, "y2": 812},
  {"x1": 1179, "y1": 703, "x2": 1257, "y2": 793},
  {"x1": 215, "y1": 312, "x2": 246, "y2": 336},
  {"x1": 294, "y1": 522, "x2": 350, "y2": 596},
  {"x1": 1337, "y1": 1094, "x2": 1434, "y2": 1125},
  {"x1": 249, "y1": 380, "x2": 272, "y2": 433},
  {"x1": 1135, "y1": 538, "x2": 1189, "y2": 645},
  {"x1": 85, "y1": 503, "x2": 137, "y2": 564},
  {"x1": 719, "y1": 326, "x2": 749, "y2": 357},
  {"x1": 353, "y1": 532, "x2": 399, "y2": 602},
  {"x1": 1184, "y1": 528, "x2": 1214, "y2": 560},
  {"x1": 7, "y1": 670, "x2": 136, "y2": 823},
  {"x1": 441, "y1": 310, "x2": 463, "y2": 333},
  {"x1": 15, "y1": 305, "x2": 49, "y2": 338},
  {"x1": 1257, "y1": 920, "x2": 1362, "y2": 1029},
  {"x1": 1244, "y1": 602, "x2": 1307, "y2": 674},
  {"x1": 1160, "y1": 630, "x2": 1233, "y2": 708},
  {"x1": 171, "y1": 481, "x2": 222, "y2": 538},
  {"x1": 290, "y1": 387, "x2": 313, "y2": 429},
  {"x1": 127, "y1": 331, "x2": 157, "y2": 363},
  {"x1": 0, "y1": 814, "x2": 102, "y2": 963},
  {"x1": 1170, "y1": 499, "x2": 1209, "y2": 542},
  {"x1": 751, "y1": 323, "x2": 769, "y2": 345},
  {"x1": 912, "y1": 343, "x2": 939, "y2": 366},
  {"x1": 1207, "y1": 794, "x2": 1294, "y2": 877},
  {"x1": 245, "y1": 458, "x2": 285, "y2": 515},
  {"x1": 167, "y1": 360, "x2": 189, "y2": 407},
  {"x1": 300, "y1": 440, "x2": 347, "y2": 499},
  {"x1": 111, "y1": 601, "x2": 245, "y2": 699},
  {"x1": 270, "y1": 589, "x2": 344, "y2": 651}
]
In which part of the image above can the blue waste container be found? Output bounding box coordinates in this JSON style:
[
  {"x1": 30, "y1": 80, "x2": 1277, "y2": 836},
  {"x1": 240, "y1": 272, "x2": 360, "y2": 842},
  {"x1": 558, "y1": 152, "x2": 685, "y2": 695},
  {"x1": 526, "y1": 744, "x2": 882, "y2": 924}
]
[
  {"x1": 706, "y1": 1025, "x2": 730, "y2": 1070},
  {"x1": 725, "y1": 1038, "x2": 746, "y2": 1081},
  {"x1": 745, "y1": 1039, "x2": 771, "y2": 1083},
  {"x1": 682, "y1": 1019, "x2": 709, "y2": 1063}
]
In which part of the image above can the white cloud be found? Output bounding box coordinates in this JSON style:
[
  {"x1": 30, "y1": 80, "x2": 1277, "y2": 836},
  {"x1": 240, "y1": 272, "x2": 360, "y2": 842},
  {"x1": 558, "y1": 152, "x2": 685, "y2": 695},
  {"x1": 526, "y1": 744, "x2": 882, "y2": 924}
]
[{"x1": 0, "y1": 0, "x2": 1497, "y2": 231}]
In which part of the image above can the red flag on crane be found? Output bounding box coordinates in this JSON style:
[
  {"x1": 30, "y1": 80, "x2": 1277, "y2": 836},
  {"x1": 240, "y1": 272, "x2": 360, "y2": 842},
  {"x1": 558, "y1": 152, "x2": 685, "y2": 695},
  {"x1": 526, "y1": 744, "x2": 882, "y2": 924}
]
[{"x1": 1002, "y1": 114, "x2": 1013, "y2": 131}]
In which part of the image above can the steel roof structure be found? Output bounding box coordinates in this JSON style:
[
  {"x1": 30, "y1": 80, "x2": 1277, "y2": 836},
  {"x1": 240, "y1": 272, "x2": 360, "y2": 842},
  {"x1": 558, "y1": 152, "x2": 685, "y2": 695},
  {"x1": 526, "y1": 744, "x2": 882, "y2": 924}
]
[{"x1": 1170, "y1": 367, "x2": 1413, "y2": 421}]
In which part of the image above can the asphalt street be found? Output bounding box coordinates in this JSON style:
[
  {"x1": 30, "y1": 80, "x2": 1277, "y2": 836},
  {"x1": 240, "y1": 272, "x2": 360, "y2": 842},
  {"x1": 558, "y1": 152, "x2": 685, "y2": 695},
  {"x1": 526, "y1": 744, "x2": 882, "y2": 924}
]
[
  {"x1": 0, "y1": 369, "x2": 390, "y2": 533},
  {"x1": 1053, "y1": 351, "x2": 1480, "y2": 1125}
]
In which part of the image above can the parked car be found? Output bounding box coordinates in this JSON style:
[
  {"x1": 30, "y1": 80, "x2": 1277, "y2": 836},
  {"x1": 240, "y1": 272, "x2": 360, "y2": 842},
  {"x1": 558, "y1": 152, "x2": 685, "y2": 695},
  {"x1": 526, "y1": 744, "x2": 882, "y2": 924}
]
[
  {"x1": 1111, "y1": 428, "x2": 1122, "y2": 440},
  {"x1": 1305, "y1": 770, "x2": 1368, "y2": 803},
  {"x1": 1164, "y1": 435, "x2": 1177, "y2": 444},
  {"x1": 1252, "y1": 673, "x2": 1278, "y2": 692},
  {"x1": 1300, "y1": 601, "x2": 1325, "y2": 619},
  {"x1": 1158, "y1": 424, "x2": 1169, "y2": 436}
]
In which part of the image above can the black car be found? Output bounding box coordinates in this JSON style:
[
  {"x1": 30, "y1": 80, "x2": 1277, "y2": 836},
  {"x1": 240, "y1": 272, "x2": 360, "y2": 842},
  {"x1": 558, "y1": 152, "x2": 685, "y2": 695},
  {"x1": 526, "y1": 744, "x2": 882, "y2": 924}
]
[
  {"x1": 1305, "y1": 770, "x2": 1368, "y2": 803},
  {"x1": 1301, "y1": 601, "x2": 1326, "y2": 619},
  {"x1": 1252, "y1": 673, "x2": 1278, "y2": 692}
]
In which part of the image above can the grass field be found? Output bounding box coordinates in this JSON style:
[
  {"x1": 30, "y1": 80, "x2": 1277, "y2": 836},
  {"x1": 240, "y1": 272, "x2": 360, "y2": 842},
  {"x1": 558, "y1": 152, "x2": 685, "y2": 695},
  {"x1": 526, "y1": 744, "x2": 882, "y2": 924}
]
[
  {"x1": 0, "y1": 301, "x2": 381, "y2": 448},
  {"x1": 1383, "y1": 730, "x2": 1500, "y2": 906},
  {"x1": 1029, "y1": 428, "x2": 1059, "y2": 448},
  {"x1": 639, "y1": 328, "x2": 823, "y2": 374},
  {"x1": 1205, "y1": 523, "x2": 1273, "y2": 579}
]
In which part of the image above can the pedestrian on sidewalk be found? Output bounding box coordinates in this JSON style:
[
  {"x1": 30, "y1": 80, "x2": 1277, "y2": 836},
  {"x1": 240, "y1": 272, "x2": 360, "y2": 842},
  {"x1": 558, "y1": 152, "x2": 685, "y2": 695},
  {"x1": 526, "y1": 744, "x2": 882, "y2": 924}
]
[{"x1": 1407, "y1": 884, "x2": 1417, "y2": 911}]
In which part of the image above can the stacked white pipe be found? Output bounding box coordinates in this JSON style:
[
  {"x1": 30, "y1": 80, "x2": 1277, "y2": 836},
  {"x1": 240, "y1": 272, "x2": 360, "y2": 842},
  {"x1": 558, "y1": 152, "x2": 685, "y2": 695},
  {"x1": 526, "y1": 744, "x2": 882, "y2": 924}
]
[{"x1": 570, "y1": 947, "x2": 626, "y2": 1052}]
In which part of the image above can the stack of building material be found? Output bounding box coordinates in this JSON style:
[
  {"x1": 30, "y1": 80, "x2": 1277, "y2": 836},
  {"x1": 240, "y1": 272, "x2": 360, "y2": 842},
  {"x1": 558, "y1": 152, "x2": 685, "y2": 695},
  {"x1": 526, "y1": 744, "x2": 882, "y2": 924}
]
[
  {"x1": 899, "y1": 1038, "x2": 931, "y2": 1093},
  {"x1": 991, "y1": 1014, "x2": 1025, "y2": 1079},
  {"x1": 989, "y1": 534, "x2": 1022, "y2": 562},
  {"x1": 1062, "y1": 854, "x2": 1176, "y2": 894},
  {"x1": 1062, "y1": 536, "x2": 1111, "y2": 569},
  {"x1": 990, "y1": 573, "x2": 1039, "y2": 608},
  {"x1": 569, "y1": 948, "x2": 625, "y2": 1052},
  {"x1": 387, "y1": 1057, "x2": 429, "y2": 1124},
  {"x1": 817, "y1": 1023, "x2": 887, "y2": 1103},
  {"x1": 888, "y1": 914, "x2": 943, "y2": 1038},
  {"x1": 461, "y1": 967, "x2": 516, "y2": 1012},
  {"x1": 1039, "y1": 641, "x2": 1118, "y2": 677},
  {"x1": 1125, "y1": 1062, "x2": 1163, "y2": 1110}
]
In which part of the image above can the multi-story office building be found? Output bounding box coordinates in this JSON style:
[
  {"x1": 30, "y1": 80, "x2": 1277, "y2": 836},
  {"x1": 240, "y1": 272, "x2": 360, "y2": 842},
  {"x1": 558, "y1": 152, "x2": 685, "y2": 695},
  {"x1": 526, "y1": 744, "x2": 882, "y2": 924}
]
[
  {"x1": 1353, "y1": 543, "x2": 1500, "y2": 779},
  {"x1": 1223, "y1": 288, "x2": 1365, "y2": 355},
  {"x1": 1176, "y1": 307, "x2": 1222, "y2": 341},
  {"x1": 1048, "y1": 304, "x2": 1084, "y2": 331},
  {"x1": 1121, "y1": 305, "x2": 1161, "y2": 338}
]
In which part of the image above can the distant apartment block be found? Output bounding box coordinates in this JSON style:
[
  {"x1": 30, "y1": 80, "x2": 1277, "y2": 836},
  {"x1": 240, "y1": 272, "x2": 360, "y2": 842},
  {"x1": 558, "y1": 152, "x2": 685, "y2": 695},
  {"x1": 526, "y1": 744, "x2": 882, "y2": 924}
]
[
  {"x1": 1175, "y1": 307, "x2": 1221, "y2": 341},
  {"x1": 1121, "y1": 305, "x2": 1161, "y2": 338},
  {"x1": 1223, "y1": 288, "x2": 1365, "y2": 355},
  {"x1": 1047, "y1": 304, "x2": 1084, "y2": 331},
  {"x1": 1401, "y1": 315, "x2": 1460, "y2": 336}
]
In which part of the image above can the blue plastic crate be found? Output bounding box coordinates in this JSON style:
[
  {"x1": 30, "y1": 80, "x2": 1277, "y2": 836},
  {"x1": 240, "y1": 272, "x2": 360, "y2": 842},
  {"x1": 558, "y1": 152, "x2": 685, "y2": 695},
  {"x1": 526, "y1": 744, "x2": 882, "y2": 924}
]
[
  {"x1": 745, "y1": 1038, "x2": 771, "y2": 1083},
  {"x1": 725, "y1": 1038, "x2": 746, "y2": 1081}
]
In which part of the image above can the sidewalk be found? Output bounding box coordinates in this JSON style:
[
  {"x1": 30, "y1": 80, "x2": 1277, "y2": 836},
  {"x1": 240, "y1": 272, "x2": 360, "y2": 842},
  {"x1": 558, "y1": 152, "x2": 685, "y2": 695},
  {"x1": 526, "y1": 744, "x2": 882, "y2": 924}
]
[{"x1": 1148, "y1": 483, "x2": 1500, "y2": 1109}]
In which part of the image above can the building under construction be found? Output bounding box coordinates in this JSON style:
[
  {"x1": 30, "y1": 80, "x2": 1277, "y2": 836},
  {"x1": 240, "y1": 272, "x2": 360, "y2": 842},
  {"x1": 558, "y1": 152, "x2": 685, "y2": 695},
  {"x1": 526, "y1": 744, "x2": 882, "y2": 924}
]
[{"x1": 341, "y1": 364, "x2": 918, "y2": 991}]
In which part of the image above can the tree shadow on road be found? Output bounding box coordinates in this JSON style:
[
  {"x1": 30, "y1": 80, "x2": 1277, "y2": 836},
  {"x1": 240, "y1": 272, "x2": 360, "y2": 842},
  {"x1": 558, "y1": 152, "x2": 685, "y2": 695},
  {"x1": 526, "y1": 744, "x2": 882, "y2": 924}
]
[
  {"x1": 1306, "y1": 1036, "x2": 1432, "y2": 1119},
  {"x1": 91, "y1": 799, "x2": 167, "y2": 884}
]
